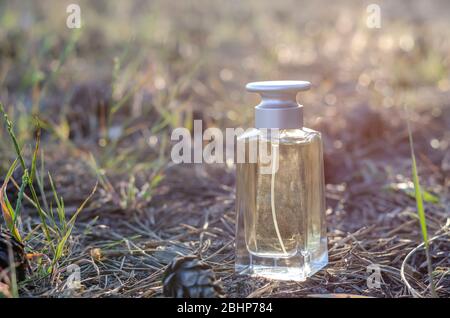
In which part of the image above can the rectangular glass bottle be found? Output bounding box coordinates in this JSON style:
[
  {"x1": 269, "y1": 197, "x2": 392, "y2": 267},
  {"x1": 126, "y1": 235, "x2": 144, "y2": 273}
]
[{"x1": 235, "y1": 128, "x2": 328, "y2": 281}]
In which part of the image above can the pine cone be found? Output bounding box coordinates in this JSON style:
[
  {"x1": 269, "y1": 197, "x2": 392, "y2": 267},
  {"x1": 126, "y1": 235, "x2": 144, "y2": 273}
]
[
  {"x1": 0, "y1": 229, "x2": 28, "y2": 283},
  {"x1": 162, "y1": 255, "x2": 225, "y2": 298}
]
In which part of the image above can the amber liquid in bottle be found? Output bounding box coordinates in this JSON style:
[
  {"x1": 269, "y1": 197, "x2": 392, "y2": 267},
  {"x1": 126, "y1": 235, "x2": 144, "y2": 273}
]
[{"x1": 235, "y1": 128, "x2": 328, "y2": 281}]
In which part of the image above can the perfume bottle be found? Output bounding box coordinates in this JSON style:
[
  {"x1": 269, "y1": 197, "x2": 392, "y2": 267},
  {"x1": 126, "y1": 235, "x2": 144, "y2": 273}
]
[{"x1": 235, "y1": 81, "x2": 328, "y2": 281}]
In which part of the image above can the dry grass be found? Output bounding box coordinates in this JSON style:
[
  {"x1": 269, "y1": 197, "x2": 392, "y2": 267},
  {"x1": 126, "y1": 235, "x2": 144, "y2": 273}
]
[{"x1": 0, "y1": 0, "x2": 449, "y2": 298}]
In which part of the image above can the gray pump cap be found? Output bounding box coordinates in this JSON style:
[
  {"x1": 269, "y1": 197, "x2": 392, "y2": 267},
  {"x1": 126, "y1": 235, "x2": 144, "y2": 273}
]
[{"x1": 246, "y1": 80, "x2": 311, "y2": 129}]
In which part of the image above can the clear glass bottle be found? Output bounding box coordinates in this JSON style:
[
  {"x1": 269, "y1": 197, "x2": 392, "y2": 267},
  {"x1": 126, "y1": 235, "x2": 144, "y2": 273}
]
[{"x1": 235, "y1": 81, "x2": 328, "y2": 281}]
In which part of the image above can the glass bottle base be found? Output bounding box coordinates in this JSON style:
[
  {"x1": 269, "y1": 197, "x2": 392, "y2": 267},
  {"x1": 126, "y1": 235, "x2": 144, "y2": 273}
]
[{"x1": 235, "y1": 239, "x2": 328, "y2": 282}]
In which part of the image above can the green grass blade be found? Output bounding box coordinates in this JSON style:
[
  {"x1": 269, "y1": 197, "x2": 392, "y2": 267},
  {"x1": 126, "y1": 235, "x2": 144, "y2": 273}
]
[
  {"x1": 53, "y1": 182, "x2": 97, "y2": 264},
  {"x1": 0, "y1": 104, "x2": 27, "y2": 170},
  {"x1": 14, "y1": 172, "x2": 29, "y2": 223},
  {"x1": 410, "y1": 156, "x2": 428, "y2": 242},
  {"x1": 29, "y1": 119, "x2": 41, "y2": 184},
  {"x1": 0, "y1": 103, "x2": 53, "y2": 246},
  {"x1": 405, "y1": 105, "x2": 437, "y2": 298},
  {"x1": 0, "y1": 159, "x2": 21, "y2": 241},
  {"x1": 48, "y1": 173, "x2": 66, "y2": 231}
]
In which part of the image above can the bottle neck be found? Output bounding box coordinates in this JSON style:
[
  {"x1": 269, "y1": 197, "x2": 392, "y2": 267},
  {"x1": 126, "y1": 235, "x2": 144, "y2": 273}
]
[{"x1": 255, "y1": 103, "x2": 303, "y2": 129}]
